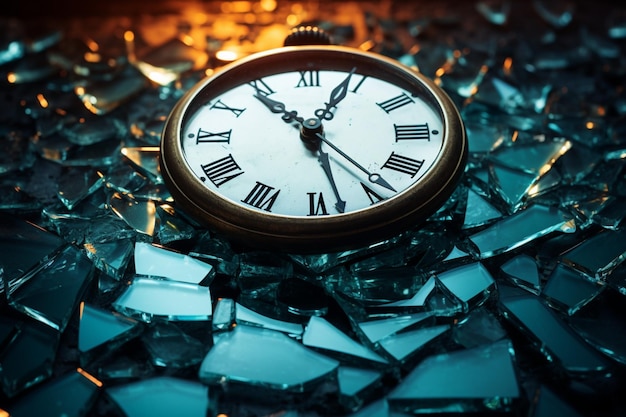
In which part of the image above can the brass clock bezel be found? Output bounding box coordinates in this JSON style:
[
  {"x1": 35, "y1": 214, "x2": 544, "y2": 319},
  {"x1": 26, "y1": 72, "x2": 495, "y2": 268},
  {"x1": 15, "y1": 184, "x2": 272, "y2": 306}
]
[{"x1": 160, "y1": 45, "x2": 467, "y2": 252}]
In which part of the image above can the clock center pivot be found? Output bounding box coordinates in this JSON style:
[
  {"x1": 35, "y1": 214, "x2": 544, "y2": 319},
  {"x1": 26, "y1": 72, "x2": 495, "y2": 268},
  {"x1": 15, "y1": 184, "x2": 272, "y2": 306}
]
[{"x1": 300, "y1": 117, "x2": 324, "y2": 149}]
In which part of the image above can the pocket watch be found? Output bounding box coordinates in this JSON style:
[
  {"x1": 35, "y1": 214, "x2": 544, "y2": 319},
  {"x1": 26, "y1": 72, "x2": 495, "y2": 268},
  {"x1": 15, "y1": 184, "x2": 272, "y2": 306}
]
[{"x1": 160, "y1": 32, "x2": 467, "y2": 253}]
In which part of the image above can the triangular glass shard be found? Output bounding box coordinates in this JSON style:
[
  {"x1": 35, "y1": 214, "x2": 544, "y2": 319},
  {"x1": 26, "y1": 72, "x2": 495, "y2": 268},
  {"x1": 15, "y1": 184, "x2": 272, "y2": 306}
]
[
  {"x1": 500, "y1": 254, "x2": 541, "y2": 294},
  {"x1": 388, "y1": 340, "x2": 520, "y2": 413},
  {"x1": 378, "y1": 324, "x2": 450, "y2": 362},
  {"x1": 84, "y1": 238, "x2": 134, "y2": 280},
  {"x1": 542, "y1": 263, "x2": 604, "y2": 315},
  {"x1": 491, "y1": 140, "x2": 571, "y2": 175},
  {"x1": 375, "y1": 276, "x2": 436, "y2": 311},
  {"x1": 303, "y1": 316, "x2": 388, "y2": 366},
  {"x1": 120, "y1": 146, "x2": 163, "y2": 184},
  {"x1": 57, "y1": 167, "x2": 106, "y2": 210},
  {"x1": 337, "y1": 366, "x2": 382, "y2": 411},
  {"x1": 560, "y1": 228, "x2": 626, "y2": 279},
  {"x1": 107, "y1": 376, "x2": 209, "y2": 417},
  {"x1": 490, "y1": 163, "x2": 538, "y2": 209},
  {"x1": 109, "y1": 192, "x2": 156, "y2": 236},
  {"x1": 499, "y1": 291, "x2": 610, "y2": 375},
  {"x1": 469, "y1": 204, "x2": 576, "y2": 259},
  {"x1": 356, "y1": 312, "x2": 433, "y2": 343},
  {"x1": 0, "y1": 215, "x2": 64, "y2": 295},
  {"x1": 8, "y1": 244, "x2": 94, "y2": 331},
  {"x1": 464, "y1": 119, "x2": 507, "y2": 155},
  {"x1": 134, "y1": 242, "x2": 213, "y2": 284},
  {"x1": 142, "y1": 322, "x2": 205, "y2": 368},
  {"x1": 199, "y1": 324, "x2": 338, "y2": 392},
  {"x1": 0, "y1": 320, "x2": 60, "y2": 397},
  {"x1": 78, "y1": 303, "x2": 141, "y2": 355},
  {"x1": 236, "y1": 302, "x2": 304, "y2": 338},
  {"x1": 462, "y1": 187, "x2": 502, "y2": 229},
  {"x1": 155, "y1": 204, "x2": 196, "y2": 244},
  {"x1": 435, "y1": 262, "x2": 495, "y2": 313},
  {"x1": 112, "y1": 276, "x2": 212, "y2": 322}
]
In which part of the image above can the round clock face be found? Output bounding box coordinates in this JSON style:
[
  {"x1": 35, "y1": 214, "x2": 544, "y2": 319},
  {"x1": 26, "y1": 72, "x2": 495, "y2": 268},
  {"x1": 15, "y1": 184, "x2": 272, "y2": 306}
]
[{"x1": 161, "y1": 46, "x2": 467, "y2": 252}]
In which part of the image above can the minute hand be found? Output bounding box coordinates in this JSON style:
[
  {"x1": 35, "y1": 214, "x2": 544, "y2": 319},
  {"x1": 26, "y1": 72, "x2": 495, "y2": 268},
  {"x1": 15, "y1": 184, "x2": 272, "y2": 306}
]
[{"x1": 315, "y1": 132, "x2": 396, "y2": 192}]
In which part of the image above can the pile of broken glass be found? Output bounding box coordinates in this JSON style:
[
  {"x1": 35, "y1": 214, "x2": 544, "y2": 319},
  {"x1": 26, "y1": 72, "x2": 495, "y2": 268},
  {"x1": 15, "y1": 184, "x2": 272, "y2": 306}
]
[{"x1": 1, "y1": 1, "x2": 626, "y2": 416}]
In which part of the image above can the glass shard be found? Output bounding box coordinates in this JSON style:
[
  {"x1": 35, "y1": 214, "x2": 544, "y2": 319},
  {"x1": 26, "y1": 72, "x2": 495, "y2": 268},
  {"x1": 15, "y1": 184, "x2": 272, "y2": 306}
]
[
  {"x1": 108, "y1": 192, "x2": 156, "y2": 236},
  {"x1": 0, "y1": 320, "x2": 60, "y2": 397},
  {"x1": 462, "y1": 187, "x2": 502, "y2": 229},
  {"x1": 7, "y1": 244, "x2": 94, "y2": 331},
  {"x1": 499, "y1": 289, "x2": 609, "y2": 375},
  {"x1": 107, "y1": 376, "x2": 209, "y2": 417},
  {"x1": 357, "y1": 312, "x2": 433, "y2": 343},
  {"x1": 0, "y1": 215, "x2": 64, "y2": 295},
  {"x1": 559, "y1": 228, "x2": 626, "y2": 279},
  {"x1": 142, "y1": 322, "x2": 205, "y2": 368},
  {"x1": 542, "y1": 263, "x2": 604, "y2": 315},
  {"x1": 112, "y1": 276, "x2": 212, "y2": 322},
  {"x1": 500, "y1": 254, "x2": 541, "y2": 294},
  {"x1": 134, "y1": 242, "x2": 213, "y2": 284},
  {"x1": 199, "y1": 324, "x2": 338, "y2": 392},
  {"x1": 120, "y1": 146, "x2": 163, "y2": 185},
  {"x1": 6, "y1": 369, "x2": 101, "y2": 417},
  {"x1": 212, "y1": 298, "x2": 236, "y2": 333},
  {"x1": 236, "y1": 302, "x2": 304, "y2": 338},
  {"x1": 303, "y1": 316, "x2": 388, "y2": 366},
  {"x1": 388, "y1": 340, "x2": 520, "y2": 413},
  {"x1": 378, "y1": 324, "x2": 450, "y2": 362},
  {"x1": 337, "y1": 366, "x2": 383, "y2": 411},
  {"x1": 75, "y1": 66, "x2": 148, "y2": 115},
  {"x1": 453, "y1": 307, "x2": 508, "y2": 349},
  {"x1": 78, "y1": 303, "x2": 142, "y2": 360},
  {"x1": 435, "y1": 262, "x2": 496, "y2": 312},
  {"x1": 84, "y1": 238, "x2": 134, "y2": 280},
  {"x1": 57, "y1": 168, "x2": 106, "y2": 210},
  {"x1": 469, "y1": 204, "x2": 576, "y2": 258}
]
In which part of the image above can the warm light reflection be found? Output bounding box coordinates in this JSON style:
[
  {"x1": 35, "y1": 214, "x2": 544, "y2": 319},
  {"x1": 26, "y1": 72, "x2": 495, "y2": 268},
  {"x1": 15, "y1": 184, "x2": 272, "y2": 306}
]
[
  {"x1": 7, "y1": 73, "x2": 16, "y2": 83},
  {"x1": 0, "y1": 409, "x2": 9, "y2": 417},
  {"x1": 77, "y1": 367, "x2": 104, "y2": 387},
  {"x1": 35, "y1": 94, "x2": 49, "y2": 108},
  {"x1": 79, "y1": 301, "x2": 85, "y2": 319},
  {"x1": 585, "y1": 121, "x2": 595, "y2": 129},
  {"x1": 503, "y1": 56, "x2": 513, "y2": 76},
  {"x1": 215, "y1": 49, "x2": 240, "y2": 62},
  {"x1": 86, "y1": 38, "x2": 99, "y2": 52},
  {"x1": 260, "y1": 0, "x2": 277, "y2": 12}
]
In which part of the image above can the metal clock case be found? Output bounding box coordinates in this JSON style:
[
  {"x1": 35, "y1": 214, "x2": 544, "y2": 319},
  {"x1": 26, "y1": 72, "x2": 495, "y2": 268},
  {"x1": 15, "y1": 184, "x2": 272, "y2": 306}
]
[{"x1": 160, "y1": 45, "x2": 467, "y2": 252}]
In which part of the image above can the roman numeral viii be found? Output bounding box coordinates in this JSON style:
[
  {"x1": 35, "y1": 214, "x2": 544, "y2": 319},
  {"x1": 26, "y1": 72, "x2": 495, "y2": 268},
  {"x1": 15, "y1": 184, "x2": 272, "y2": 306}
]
[
  {"x1": 242, "y1": 181, "x2": 281, "y2": 212},
  {"x1": 201, "y1": 154, "x2": 244, "y2": 187},
  {"x1": 382, "y1": 152, "x2": 425, "y2": 178},
  {"x1": 195, "y1": 128, "x2": 232, "y2": 144}
]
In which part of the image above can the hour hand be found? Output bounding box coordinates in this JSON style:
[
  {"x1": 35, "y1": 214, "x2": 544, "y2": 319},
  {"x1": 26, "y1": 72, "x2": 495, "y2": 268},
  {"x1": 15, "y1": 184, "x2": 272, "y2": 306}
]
[
  {"x1": 314, "y1": 67, "x2": 356, "y2": 121},
  {"x1": 254, "y1": 94, "x2": 303, "y2": 125}
]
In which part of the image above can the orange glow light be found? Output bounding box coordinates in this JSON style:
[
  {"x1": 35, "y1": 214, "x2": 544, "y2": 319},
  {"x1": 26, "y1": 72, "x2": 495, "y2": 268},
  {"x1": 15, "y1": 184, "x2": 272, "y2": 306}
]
[{"x1": 77, "y1": 367, "x2": 104, "y2": 387}]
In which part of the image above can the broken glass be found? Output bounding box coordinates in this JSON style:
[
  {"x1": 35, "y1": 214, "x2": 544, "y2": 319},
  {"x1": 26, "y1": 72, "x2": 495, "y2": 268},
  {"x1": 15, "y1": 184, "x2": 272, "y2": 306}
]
[
  {"x1": 199, "y1": 324, "x2": 338, "y2": 391},
  {"x1": 1, "y1": 2, "x2": 626, "y2": 416},
  {"x1": 469, "y1": 204, "x2": 576, "y2": 258},
  {"x1": 388, "y1": 339, "x2": 520, "y2": 413},
  {"x1": 78, "y1": 303, "x2": 142, "y2": 364},
  {"x1": 7, "y1": 244, "x2": 94, "y2": 331},
  {"x1": 107, "y1": 376, "x2": 210, "y2": 417},
  {"x1": 6, "y1": 369, "x2": 101, "y2": 417},
  {"x1": 112, "y1": 276, "x2": 212, "y2": 322},
  {"x1": 499, "y1": 287, "x2": 610, "y2": 375}
]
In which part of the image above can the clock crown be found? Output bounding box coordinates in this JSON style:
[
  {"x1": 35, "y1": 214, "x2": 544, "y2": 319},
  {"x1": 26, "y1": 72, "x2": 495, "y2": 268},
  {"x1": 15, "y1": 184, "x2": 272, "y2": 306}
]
[{"x1": 284, "y1": 26, "x2": 333, "y2": 46}]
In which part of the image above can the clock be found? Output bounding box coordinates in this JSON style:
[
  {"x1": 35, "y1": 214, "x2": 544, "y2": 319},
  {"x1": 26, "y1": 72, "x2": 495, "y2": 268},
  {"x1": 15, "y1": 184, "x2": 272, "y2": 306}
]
[{"x1": 160, "y1": 40, "x2": 467, "y2": 253}]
